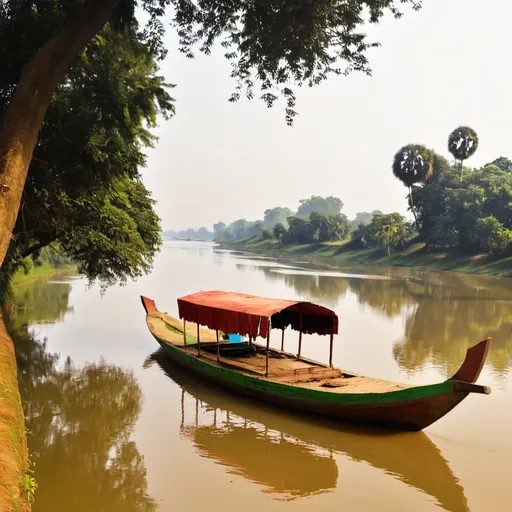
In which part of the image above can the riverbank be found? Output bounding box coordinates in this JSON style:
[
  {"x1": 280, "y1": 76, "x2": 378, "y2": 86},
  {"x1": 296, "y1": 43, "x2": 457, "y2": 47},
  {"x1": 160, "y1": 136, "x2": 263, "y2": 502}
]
[
  {"x1": 11, "y1": 264, "x2": 76, "y2": 288},
  {"x1": 0, "y1": 264, "x2": 75, "y2": 511},
  {"x1": 0, "y1": 311, "x2": 29, "y2": 512},
  {"x1": 222, "y1": 238, "x2": 512, "y2": 278}
]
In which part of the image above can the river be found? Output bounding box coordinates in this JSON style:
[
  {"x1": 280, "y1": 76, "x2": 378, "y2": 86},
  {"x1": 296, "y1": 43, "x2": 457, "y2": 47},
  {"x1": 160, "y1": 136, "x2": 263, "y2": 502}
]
[{"x1": 8, "y1": 241, "x2": 512, "y2": 512}]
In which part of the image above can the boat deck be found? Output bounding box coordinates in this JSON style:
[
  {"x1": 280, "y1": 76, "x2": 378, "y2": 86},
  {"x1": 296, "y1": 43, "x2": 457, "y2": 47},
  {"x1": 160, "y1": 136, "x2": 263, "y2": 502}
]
[{"x1": 148, "y1": 312, "x2": 411, "y2": 395}]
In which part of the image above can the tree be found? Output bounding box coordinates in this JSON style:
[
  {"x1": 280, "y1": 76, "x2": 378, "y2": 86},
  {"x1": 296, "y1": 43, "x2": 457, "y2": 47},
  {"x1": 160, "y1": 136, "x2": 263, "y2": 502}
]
[
  {"x1": 392, "y1": 144, "x2": 434, "y2": 229},
  {"x1": 309, "y1": 212, "x2": 349, "y2": 242},
  {"x1": 413, "y1": 156, "x2": 512, "y2": 252},
  {"x1": 485, "y1": 157, "x2": 512, "y2": 173},
  {"x1": 296, "y1": 196, "x2": 343, "y2": 218},
  {"x1": 196, "y1": 227, "x2": 214, "y2": 241},
  {"x1": 364, "y1": 213, "x2": 411, "y2": 256},
  {"x1": 0, "y1": 0, "x2": 423, "y2": 270},
  {"x1": 448, "y1": 126, "x2": 479, "y2": 180},
  {"x1": 260, "y1": 227, "x2": 273, "y2": 240},
  {"x1": 284, "y1": 216, "x2": 315, "y2": 244},
  {"x1": 349, "y1": 211, "x2": 382, "y2": 231},
  {"x1": 263, "y1": 207, "x2": 293, "y2": 229},
  {"x1": 213, "y1": 222, "x2": 227, "y2": 234},
  {"x1": 475, "y1": 216, "x2": 512, "y2": 254},
  {"x1": 1, "y1": 24, "x2": 173, "y2": 290},
  {"x1": 228, "y1": 219, "x2": 251, "y2": 239},
  {"x1": 273, "y1": 223, "x2": 287, "y2": 244}
]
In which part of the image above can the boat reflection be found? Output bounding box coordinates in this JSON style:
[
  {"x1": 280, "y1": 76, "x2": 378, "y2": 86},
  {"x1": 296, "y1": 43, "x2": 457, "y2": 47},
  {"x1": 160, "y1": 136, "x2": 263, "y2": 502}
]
[{"x1": 147, "y1": 349, "x2": 469, "y2": 510}]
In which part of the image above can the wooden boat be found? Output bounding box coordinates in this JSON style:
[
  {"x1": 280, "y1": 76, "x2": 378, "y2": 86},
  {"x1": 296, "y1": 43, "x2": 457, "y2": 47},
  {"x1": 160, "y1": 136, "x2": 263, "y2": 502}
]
[
  {"x1": 141, "y1": 291, "x2": 491, "y2": 431},
  {"x1": 147, "y1": 349, "x2": 469, "y2": 510}
]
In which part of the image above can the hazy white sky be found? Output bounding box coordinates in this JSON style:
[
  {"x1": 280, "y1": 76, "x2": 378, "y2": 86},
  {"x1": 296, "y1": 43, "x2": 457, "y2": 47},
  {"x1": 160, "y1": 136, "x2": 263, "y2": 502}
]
[{"x1": 140, "y1": 0, "x2": 512, "y2": 231}]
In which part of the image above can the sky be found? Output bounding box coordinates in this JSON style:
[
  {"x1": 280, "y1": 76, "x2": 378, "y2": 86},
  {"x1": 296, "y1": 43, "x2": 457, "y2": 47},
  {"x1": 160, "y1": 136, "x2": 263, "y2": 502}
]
[{"x1": 140, "y1": 0, "x2": 512, "y2": 231}]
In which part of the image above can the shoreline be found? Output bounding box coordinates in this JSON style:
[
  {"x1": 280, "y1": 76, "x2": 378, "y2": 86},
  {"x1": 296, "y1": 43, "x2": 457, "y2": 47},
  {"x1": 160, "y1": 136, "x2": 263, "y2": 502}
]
[
  {"x1": 219, "y1": 239, "x2": 512, "y2": 279},
  {"x1": 0, "y1": 311, "x2": 29, "y2": 512},
  {"x1": 11, "y1": 264, "x2": 76, "y2": 288},
  {"x1": 0, "y1": 265, "x2": 76, "y2": 511}
]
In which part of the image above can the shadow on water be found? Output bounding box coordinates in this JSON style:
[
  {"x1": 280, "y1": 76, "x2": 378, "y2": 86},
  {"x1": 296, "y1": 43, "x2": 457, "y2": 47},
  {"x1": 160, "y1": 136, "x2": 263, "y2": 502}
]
[
  {"x1": 146, "y1": 349, "x2": 469, "y2": 511},
  {"x1": 6, "y1": 279, "x2": 156, "y2": 512}
]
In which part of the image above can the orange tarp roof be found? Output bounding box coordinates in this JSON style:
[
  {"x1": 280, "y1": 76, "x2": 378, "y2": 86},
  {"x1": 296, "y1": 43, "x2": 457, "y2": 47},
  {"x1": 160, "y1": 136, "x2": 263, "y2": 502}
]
[{"x1": 177, "y1": 290, "x2": 338, "y2": 339}]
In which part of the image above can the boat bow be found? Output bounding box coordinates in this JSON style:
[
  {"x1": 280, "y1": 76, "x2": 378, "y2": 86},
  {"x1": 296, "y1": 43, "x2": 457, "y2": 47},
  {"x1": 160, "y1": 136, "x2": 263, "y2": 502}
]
[{"x1": 450, "y1": 338, "x2": 491, "y2": 395}]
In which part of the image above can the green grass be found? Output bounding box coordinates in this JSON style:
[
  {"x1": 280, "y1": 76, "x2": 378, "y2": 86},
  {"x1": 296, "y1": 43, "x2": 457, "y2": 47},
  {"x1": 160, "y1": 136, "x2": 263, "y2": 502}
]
[
  {"x1": 11, "y1": 263, "x2": 76, "y2": 287},
  {"x1": 224, "y1": 237, "x2": 512, "y2": 278}
]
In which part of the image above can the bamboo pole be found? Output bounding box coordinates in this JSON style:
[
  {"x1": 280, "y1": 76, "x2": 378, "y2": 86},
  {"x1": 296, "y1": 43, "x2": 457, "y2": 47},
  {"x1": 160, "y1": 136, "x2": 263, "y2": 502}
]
[
  {"x1": 281, "y1": 328, "x2": 285, "y2": 351},
  {"x1": 196, "y1": 310, "x2": 201, "y2": 357},
  {"x1": 329, "y1": 331, "x2": 334, "y2": 368},
  {"x1": 216, "y1": 328, "x2": 220, "y2": 363},
  {"x1": 183, "y1": 319, "x2": 187, "y2": 346},
  {"x1": 265, "y1": 324, "x2": 271, "y2": 377},
  {"x1": 297, "y1": 309, "x2": 303, "y2": 360}
]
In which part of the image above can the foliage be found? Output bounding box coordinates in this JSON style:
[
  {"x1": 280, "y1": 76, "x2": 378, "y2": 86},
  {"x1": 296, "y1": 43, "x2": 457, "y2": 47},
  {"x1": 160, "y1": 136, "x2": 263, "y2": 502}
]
[
  {"x1": 163, "y1": 227, "x2": 214, "y2": 241},
  {"x1": 296, "y1": 196, "x2": 343, "y2": 218},
  {"x1": 284, "y1": 216, "x2": 316, "y2": 244},
  {"x1": 361, "y1": 213, "x2": 411, "y2": 255},
  {"x1": 171, "y1": 0, "x2": 422, "y2": 124},
  {"x1": 392, "y1": 144, "x2": 434, "y2": 188},
  {"x1": 283, "y1": 212, "x2": 348, "y2": 244},
  {"x1": 273, "y1": 223, "x2": 287, "y2": 243},
  {"x1": 392, "y1": 144, "x2": 434, "y2": 227},
  {"x1": 0, "y1": 23, "x2": 173, "y2": 292},
  {"x1": 263, "y1": 207, "x2": 293, "y2": 229},
  {"x1": 448, "y1": 126, "x2": 479, "y2": 179},
  {"x1": 0, "y1": 0, "x2": 423, "y2": 126},
  {"x1": 21, "y1": 473, "x2": 38, "y2": 505},
  {"x1": 448, "y1": 126, "x2": 479, "y2": 162},
  {"x1": 260, "y1": 226, "x2": 274, "y2": 240},
  {"x1": 349, "y1": 211, "x2": 382, "y2": 231},
  {"x1": 414, "y1": 159, "x2": 512, "y2": 252},
  {"x1": 486, "y1": 157, "x2": 512, "y2": 173},
  {"x1": 213, "y1": 222, "x2": 227, "y2": 234},
  {"x1": 475, "y1": 217, "x2": 512, "y2": 254},
  {"x1": 309, "y1": 212, "x2": 349, "y2": 242}
]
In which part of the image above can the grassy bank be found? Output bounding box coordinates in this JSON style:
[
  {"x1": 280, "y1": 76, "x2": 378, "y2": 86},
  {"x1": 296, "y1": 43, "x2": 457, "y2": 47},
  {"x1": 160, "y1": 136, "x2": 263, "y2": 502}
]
[
  {"x1": 11, "y1": 264, "x2": 76, "y2": 288},
  {"x1": 223, "y1": 238, "x2": 512, "y2": 278},
  {"x1": 0, "y1": 312, "x2": 29, "y2": 512}
]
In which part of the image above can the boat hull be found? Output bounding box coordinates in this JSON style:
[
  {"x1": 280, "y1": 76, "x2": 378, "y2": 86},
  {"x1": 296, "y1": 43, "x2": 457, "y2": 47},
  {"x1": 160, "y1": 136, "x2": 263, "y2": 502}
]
[{"x1": 154, "y1": 336, "x2": 466, "y2": 431}]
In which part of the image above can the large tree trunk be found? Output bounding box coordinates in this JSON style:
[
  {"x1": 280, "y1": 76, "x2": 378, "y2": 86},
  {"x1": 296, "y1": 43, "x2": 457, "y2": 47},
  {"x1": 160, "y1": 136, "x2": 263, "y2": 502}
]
[{"x1": 0, "y1": 0, "x2": 121, "y2": 270}]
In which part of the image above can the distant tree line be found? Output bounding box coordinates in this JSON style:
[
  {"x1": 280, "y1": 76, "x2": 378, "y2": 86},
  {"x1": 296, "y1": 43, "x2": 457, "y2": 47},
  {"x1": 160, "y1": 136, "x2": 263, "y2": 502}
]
[
  {"x1": 167, "y1": 127, "x2": 512, "y2": 259},
  {"x1": 169, "y1": 196, "x2": 387, "y2": 247},
  {"x1": 163, "y1": 227, "x2": 215, "y2": 242}
]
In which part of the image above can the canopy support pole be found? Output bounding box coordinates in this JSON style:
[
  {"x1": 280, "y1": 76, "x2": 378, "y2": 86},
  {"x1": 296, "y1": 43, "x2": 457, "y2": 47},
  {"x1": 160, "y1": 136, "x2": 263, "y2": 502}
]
[
  {"x1": 297, "y1": 308, "x2": 303, "y2": 361},
  {"x1": 281, "y1": 328, "x2": 285, "y2": 351},
  {"x1": 214, "y1": 312, "x2": 220, "y2": 362},
  {"x1": 183, "y1": 319, "x2": 187, "y2": 346},
  {"x1": 249, "y1": 336, "x2": 252, "y2": 346},
  {"x1": 329, "y1": 331, "x2": 334, "y2": 368},
  {"x1": 196, "y1": 310, "x2": 201, "y2": 358},
  {"x1": 265, "y1": 325, "x2": 271, "y2": 377}
]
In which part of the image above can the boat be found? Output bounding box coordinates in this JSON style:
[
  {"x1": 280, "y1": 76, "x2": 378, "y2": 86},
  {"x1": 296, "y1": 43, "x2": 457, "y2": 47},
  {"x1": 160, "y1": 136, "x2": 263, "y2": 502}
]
[
  {"x1": 146, "y1": 349, "x2": 470, "y2": 510},
  {"x1": 140, "y1": 291, "x2": 491, "y2": 431}
]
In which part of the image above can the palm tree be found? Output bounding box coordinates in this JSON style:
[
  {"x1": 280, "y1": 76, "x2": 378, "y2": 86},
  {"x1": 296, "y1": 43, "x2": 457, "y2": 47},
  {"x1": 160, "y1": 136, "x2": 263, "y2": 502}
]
[
  {"x1": 448, "y1": 126, "x2": 478, "y2": 180},
  {"x1": 392, "y1": 144, "x2": 434, "y2": 230}
]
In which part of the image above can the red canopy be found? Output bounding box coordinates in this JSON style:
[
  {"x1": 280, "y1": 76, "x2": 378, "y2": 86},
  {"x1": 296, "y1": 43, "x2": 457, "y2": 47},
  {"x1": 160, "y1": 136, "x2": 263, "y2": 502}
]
[{"x1": 177, "y1": 290, "x2": 338, "y2": 339}]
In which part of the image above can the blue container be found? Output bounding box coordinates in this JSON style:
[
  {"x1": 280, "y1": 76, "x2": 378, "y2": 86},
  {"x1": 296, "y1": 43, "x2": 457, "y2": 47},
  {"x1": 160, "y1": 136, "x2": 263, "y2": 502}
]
[{"x1": 227, "y1": 333, "x2": 243, "y2": 343}]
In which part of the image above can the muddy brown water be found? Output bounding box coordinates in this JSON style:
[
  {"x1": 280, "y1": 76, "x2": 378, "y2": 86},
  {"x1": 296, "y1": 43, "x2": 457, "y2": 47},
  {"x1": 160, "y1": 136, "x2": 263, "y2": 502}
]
[{"x1": 9, "y1": 241, "x2": 512, "y2": 511}]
